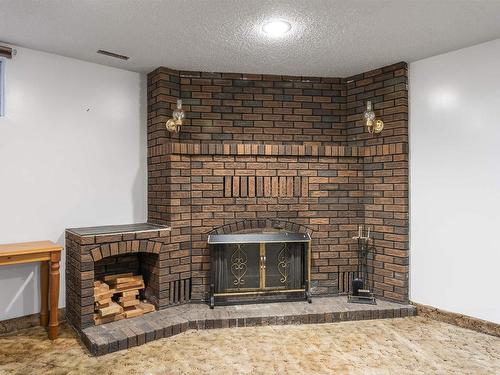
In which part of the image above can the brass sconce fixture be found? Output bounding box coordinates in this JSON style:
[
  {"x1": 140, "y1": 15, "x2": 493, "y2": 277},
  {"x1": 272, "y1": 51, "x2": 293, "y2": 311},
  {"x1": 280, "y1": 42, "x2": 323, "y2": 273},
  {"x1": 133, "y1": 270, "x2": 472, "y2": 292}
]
[
  {"x1": 363, "y1": 100, "x2": 384, "y2": 134},
  {"x1": 165, "y1": 99, "x2": 186, "y2": 132}
]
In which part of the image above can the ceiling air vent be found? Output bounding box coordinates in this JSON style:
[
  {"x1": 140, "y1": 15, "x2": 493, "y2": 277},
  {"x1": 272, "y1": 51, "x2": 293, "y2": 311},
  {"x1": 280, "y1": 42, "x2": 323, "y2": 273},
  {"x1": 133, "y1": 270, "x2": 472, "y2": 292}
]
[{"x1": 97, "y1": 49, "x2": 129, "y2": 60}]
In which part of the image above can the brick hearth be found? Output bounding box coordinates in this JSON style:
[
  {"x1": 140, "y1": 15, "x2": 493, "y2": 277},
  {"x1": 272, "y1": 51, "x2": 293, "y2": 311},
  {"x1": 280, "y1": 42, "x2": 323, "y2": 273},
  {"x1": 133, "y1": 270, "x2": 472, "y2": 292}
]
[{"x1": 82, "y1": 296, "x2": 416, "y2": 356}]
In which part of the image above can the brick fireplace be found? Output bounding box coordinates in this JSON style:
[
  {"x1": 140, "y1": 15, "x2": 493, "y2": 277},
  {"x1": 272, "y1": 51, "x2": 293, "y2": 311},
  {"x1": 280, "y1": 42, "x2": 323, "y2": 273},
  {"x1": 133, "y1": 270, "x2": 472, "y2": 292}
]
[
  {"x1": 65, "y1": 61, "x2": 410, "y2": 354},
  {"x1": 147, "y1": 61, "x2": 409, "y2": 304}
]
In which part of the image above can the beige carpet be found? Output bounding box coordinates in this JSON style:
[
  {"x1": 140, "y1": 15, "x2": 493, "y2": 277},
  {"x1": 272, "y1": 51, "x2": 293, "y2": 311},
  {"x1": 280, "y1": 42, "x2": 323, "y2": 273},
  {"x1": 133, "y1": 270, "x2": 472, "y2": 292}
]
[{"x1": 0, "y1": 316, "x2": 498, "y2": 375}]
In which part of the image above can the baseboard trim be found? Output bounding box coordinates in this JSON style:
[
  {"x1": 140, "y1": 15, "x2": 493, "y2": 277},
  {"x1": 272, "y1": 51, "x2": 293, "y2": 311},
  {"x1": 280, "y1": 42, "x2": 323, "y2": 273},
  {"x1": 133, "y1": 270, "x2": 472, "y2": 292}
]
[
  {"x1": 412, "y1": 302, "x2": 499, "y2": 337},
  {"x1": 2, "y1": 304, "x2": 498, "y2": 338},
  {"x1": 0, "y1": 308, "x2": 66, "y2": 335}
]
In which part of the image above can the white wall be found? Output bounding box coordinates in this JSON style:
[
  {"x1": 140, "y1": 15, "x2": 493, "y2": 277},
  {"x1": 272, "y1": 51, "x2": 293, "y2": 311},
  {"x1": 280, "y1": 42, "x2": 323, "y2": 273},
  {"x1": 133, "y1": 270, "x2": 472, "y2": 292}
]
[
  {"x1": 410, "y1": 39, "x2": 500, "y2": 323},
  {"x1": 0, "y1": 47, "x2": 147, "y2": 320}
]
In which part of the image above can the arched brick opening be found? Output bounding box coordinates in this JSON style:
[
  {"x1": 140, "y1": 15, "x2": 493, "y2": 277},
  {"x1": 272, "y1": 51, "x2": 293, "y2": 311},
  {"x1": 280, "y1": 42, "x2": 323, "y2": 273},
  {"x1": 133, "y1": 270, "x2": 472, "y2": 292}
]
[{"x1": 208, "y1": 219, "x2": 314, "y2": 236}]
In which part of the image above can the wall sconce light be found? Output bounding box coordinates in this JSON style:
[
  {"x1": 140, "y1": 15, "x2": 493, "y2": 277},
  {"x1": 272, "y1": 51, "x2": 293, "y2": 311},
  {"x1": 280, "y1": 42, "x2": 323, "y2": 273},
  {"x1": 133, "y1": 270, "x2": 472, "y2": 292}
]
[
  {"x1": 165, "y1": 99, "x2": 185, "y2": 132},
  {"x1": 363, "y1": 100, "x2": 384, "y2": 134}
]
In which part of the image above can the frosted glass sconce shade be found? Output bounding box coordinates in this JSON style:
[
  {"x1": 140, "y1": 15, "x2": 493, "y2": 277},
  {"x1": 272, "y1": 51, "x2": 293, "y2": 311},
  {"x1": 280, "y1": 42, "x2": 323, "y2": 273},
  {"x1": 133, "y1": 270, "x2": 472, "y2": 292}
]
[
  {"x1": 166, "y1": 99, "x2": 186, "y2": 133},
  {"x1": 363, "y1": 101, "x2": 376, "y2": 122},
  {"x1": 363, "y1": 100, "x2": 384, "y2": 134}
]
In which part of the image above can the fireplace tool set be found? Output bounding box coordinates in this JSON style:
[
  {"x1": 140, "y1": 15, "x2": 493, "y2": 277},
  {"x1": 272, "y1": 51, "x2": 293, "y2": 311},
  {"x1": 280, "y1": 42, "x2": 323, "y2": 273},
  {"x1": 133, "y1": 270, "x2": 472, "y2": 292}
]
[{"x1": 348, "y1": 225, "x2": 376, "y2": 305}]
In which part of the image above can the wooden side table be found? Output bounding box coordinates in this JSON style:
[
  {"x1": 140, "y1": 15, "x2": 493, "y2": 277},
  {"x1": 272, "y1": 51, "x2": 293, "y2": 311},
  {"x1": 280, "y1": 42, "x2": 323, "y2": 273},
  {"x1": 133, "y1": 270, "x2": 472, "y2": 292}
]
[{"x1": 0, "y1": 241, "x2": 62, "y2": 339}]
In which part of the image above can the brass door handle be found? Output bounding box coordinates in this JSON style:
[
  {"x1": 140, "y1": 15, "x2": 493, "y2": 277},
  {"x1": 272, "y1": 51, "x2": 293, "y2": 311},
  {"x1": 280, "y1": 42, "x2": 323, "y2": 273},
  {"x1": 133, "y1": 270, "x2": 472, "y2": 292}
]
[{"x1": 260, "y1": 255, "x2": 267, "y2": 270}]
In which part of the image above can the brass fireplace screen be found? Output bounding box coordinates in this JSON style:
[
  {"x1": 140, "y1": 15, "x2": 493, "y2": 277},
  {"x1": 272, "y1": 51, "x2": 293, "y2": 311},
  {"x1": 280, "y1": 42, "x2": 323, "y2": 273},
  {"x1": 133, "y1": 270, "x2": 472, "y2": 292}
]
[{"x1": 208, "y1": 231, "x2": 311, "y2": 308}]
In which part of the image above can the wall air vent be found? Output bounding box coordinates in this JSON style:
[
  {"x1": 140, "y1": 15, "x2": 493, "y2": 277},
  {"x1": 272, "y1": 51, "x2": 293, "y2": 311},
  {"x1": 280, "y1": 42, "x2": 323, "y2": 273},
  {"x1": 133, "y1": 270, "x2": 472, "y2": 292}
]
[{"x1": 96, "y1": 49, "x2": 129, "y2": 60}]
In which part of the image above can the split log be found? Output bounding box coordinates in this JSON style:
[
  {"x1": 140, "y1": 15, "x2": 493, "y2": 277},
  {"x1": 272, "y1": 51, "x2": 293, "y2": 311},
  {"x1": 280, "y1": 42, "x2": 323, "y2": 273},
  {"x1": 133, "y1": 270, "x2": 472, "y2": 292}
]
[
  {"x1": 114, "y1": 281, "x2": 145, "y2": 293},
  {"x1": 123, "y1": 306, "x2": 144, "y2": 319},
  {"x1": 94, "y1": 280, "x2": 109, "y2": 290},
  {"x1": 121, "y1": 290, "x2": 139, "y2": 297},
  {"x1": 106, "y1": 274, "x2": 143, "y2": 286},
  {"x1": 103, "y1": 273, "x2": 134, "y2": 283},
  {"x1": 94, "y1": 290, "x2": 114, "y2": 302},
  {"x1": 138, "y1": 301, "x2": 155, "y2": 314},
  {"x1": 98, "y1": 302, "x2": 123, "y2": 317},
  {"x1": 94, "y1": 312, "x2": 125, "y2": 326},
  {"x1": 95, "y1": 299, "x2": 112, "y2": 308},
  {"x1": 118, "y1": 294, "x2": 138, "y2": 303},
  {"x1": 120, "y1": 299, "x2": 140, "y2": 308}
]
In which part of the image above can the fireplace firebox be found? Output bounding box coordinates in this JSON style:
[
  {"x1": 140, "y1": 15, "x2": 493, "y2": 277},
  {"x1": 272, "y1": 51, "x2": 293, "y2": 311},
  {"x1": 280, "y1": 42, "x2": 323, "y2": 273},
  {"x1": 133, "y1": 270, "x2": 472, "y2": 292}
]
[{"x1": 208, "y1": 229, "x2": 311, "y2": 308}]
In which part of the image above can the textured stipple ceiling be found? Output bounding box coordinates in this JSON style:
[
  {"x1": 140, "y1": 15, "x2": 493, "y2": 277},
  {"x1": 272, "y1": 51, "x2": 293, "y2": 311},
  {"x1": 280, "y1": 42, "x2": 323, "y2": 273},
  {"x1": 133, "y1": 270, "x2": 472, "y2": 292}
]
[{"x1": 1, "y1": 0, "x2": 500, "y2": 76}]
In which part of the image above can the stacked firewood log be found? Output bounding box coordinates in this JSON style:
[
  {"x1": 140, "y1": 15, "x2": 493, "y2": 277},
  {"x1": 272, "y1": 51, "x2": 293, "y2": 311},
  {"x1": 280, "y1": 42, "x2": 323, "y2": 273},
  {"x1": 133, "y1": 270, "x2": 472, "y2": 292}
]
[{"x1": 93, "y1": 273, "x2": 155, "y2": 325}]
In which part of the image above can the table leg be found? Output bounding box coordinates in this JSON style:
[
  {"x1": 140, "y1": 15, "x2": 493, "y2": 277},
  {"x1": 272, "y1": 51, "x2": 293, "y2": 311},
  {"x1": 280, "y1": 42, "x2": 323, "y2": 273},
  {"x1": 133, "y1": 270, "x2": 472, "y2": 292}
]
[
  {"x1": 40, "y1": 261, "x2": 49, "y2": 327},
  {"x1": 48, "y1": 252, "x2": 61, "y2": 340}
]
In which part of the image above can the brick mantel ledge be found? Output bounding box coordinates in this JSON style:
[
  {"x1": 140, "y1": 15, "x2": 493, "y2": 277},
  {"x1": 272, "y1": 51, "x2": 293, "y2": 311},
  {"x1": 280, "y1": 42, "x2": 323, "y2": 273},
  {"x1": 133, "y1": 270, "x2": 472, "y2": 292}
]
[{"x1": 148, "y1": 142, "x2": 407, "y2": 158}]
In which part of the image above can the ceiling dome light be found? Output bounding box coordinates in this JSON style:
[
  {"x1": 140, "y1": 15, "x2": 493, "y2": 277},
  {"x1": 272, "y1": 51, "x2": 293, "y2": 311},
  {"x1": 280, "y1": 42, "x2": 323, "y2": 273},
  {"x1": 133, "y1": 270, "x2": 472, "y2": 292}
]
[{"x1": 262, "y1": 20, "x2": 291, "y2": 37}]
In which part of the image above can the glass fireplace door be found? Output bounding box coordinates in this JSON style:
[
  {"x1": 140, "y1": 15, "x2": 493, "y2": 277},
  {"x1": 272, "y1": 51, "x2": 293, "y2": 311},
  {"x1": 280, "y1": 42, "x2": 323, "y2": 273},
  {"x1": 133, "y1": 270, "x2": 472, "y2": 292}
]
[
  {"x1": 209, "y1": 230, "x2": 311, "y2": 307},
  {"x1": 214, "y1": 242, "x2": 305, "y2": 294},
  {"x1": 225, "y1": 243, "x2": 261, "y2": 291},
  {"x1": 264, "y1": 243, "x2": 288, "y2": 289},
  {"x1": 264, "y1": 242, "x2": 304, "y2": 290}
]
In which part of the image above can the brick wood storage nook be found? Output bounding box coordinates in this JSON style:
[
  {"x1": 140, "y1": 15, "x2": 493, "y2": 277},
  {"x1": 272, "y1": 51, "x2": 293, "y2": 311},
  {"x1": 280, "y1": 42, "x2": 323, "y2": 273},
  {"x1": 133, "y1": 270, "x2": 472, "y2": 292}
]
[{"x1": 65, "y1": 224, "x2": 192, "y2": 331}]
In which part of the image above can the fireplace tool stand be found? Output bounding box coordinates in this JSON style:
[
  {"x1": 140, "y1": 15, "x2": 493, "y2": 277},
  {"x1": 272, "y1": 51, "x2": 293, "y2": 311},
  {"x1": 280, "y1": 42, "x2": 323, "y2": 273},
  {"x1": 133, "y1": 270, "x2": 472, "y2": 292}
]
[{"x1": 348, "y1": 225, "x2": 376, "y2": 305}]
